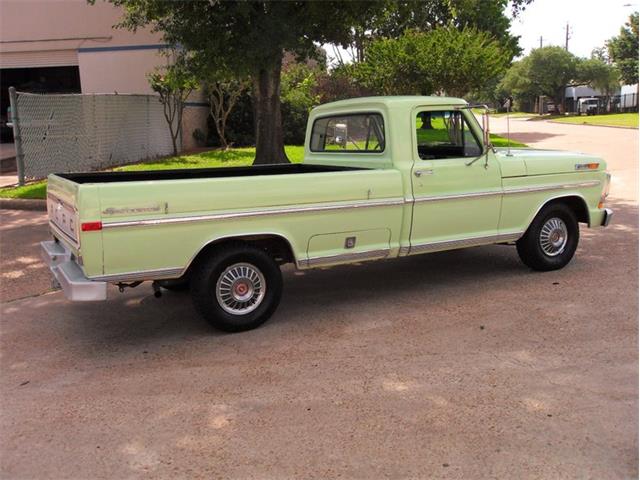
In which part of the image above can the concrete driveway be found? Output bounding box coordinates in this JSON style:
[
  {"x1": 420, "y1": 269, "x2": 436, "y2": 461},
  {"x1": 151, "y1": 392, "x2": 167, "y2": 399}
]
[{"x1": 1, "y1": 120, "x2": 637, "y2": 479}]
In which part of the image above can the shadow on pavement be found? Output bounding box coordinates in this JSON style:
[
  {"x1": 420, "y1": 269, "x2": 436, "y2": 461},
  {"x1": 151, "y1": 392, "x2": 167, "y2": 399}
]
[{"x1": 494, "y1": 131, "x2": 562, "y2": 143}]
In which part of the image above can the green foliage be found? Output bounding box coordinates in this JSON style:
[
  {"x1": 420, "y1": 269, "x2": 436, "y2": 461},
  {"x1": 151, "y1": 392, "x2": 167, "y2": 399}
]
[
  {"x1": 500, "y1": 46, "x2": 626, "y2": 112},
  {"x1": 551, "y1": 113, "x2": 638, "y2": 128},
  {"x1": 525, "y1": 47, "x2": 578, "y2": 107},
  {"x1": 499, "y1": 47, "x2": 580, "y2": 111},
  {"x1": 147, "y1": 55, "x2": 199, "y2": 155},
  {"x1": 607, "y1": 12, "x2": 639, "y2": 85},
  {"x1": 281, "y1": 62, "x2": 321, "y2": 145},
  {"x1": 112, "y1": 1, "x2": 384, "y2": 76},
  {"x1": 192, "y1": 128, "x2": 206, "y2": 146},
  {"x1": 342, "y1": 0, "x2": 532, "y2": 64},
  {"x1": 115, "y1": 146, "x2": 305, "y2": 171},
  {"x1": 350, "y1": 27, "x2": 509, "y2": 98},
  {"x1": 108, "y1": 0, "x2": 389, "y2": 164},
  {"x1": 577, "y1": 59, "x2": 620, "y2": 96},
  {"x1": 211, "y1": 93, "x2": 255, "y2": 148},
  {"x1": 0, "y1": 181, "x2": 47, "y2": 199}
]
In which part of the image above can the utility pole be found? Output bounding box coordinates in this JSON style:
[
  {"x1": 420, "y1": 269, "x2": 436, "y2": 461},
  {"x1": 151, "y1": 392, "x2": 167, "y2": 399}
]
[
  {"x1": 565, "y1": 22, "x2": 571, "y2": 51},
  {"x1": 539, "y1": 35, "x2": 543, "y2": 48}
]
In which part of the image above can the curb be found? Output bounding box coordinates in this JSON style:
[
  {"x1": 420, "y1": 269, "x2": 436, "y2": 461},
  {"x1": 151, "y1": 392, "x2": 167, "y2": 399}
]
[
  {"x1": 547, "y1": 120, "x2": 638, "y2": 129},
  {"x1": 0, "y1": 198, "x2": 47, "y2": 211}
]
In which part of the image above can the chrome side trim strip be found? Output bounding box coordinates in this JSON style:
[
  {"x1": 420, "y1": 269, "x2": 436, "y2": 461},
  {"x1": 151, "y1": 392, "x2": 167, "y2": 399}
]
[
  {"x1": 302, "y1": 248, "x2": 390, "y2": 268},
  {"x1": 102, "y1": 197, "x2": 405, "y2": 229},
  {"x1": 90, "y1": 267, "x2": 184, "y2": 282},
  {"x1": 412, "y1": 190, "x2": 503, "y2": 203},
  {"x1": 408, "y1": 180, "x2": 600, "y2": 204},
  {"x1": 502, "y1": 180, "x2": 600, "y2": 195},
  {"x1": 406, "y1": 231, "x2": 523, "y2": 255}
]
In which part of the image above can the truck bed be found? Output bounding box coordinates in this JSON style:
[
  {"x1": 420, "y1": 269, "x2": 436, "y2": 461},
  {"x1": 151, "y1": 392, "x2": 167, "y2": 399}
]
[{"x1": 58, "y1": 164, "x2": 367, "y2": 184}]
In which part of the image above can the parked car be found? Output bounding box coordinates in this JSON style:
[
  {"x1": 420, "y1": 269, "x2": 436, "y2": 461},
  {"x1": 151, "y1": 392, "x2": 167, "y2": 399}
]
[{"x1": 42, "y1": 96, "x2": 613, "y2": 332}]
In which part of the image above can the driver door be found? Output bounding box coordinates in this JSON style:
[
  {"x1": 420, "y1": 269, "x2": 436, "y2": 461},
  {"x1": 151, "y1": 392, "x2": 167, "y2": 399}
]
[{"x1": 409, "y1": 108, "x2": 502, "y2": 251}]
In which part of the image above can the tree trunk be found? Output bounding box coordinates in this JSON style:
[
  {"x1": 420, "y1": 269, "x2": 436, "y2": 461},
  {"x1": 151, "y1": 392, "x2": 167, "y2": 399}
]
[
  {"x1": 420, "y1": 112, "x2": 433, "y2": 129},
  {"x1": 252, "y1": 59, "x2": 289, "y2": 165}
]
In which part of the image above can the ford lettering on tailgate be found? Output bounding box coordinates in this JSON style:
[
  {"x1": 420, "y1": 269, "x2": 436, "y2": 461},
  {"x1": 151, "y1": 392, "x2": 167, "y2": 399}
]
[{"x1": 47, "y1": 194, "x2": 78, "y2": 246}]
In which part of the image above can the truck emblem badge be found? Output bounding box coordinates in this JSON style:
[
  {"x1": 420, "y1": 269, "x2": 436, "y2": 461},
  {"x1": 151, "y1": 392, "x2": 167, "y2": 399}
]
[
  {"x1": 102, "y1": 204, "x2": 163, "y2": 215},
  {"x1": 345, "y1": 237, "x2": 356, "y2": 249}
]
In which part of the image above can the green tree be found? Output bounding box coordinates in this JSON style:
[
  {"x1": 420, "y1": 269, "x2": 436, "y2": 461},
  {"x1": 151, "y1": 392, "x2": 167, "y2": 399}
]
[
  {"x1": 280, "y1": 61, "x2": 322, "y2": 145},
  {"x1": 607, "y1": 12, "x2": 639, "y2": 86},
  {"x1": 106, "y1": 1, "x2": 386, "y2": 165},
  {"x1": 147, "y1": 56, "x2": 198, "y2": 156},
  {"x1": 342, "y1": 0, "x2": 533, "y2": 64},
  {"x1": 205, "y1": 77, "x2": 250, "y2": 151},
  {"x1": 497, "y1": 60, "x2": 536, "y2": 110},
  {"x1": 527, "y1": 47, "x2": 578, "y2": 113},
  {"x1": 500, "y1": 46, "x2": 579, "y2": 113},
  {"x1": 578, "y1": 58, "x2": 620, "y2": 97},
  {"x1": 351, "y1": 27, "x2": 509, "y2": 98}
]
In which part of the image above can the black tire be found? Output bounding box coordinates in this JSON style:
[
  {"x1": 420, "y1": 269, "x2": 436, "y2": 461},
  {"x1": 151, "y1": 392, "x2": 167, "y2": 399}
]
[
  {"x1": 157, "y1": 278, "x2": 190, "y2": 292},
  {"x1": 516, "y1": 202, "x2": 579, "y2": 271},
  {"x1": 190, "y1": 244, "x2": 283, "y2": 332}
]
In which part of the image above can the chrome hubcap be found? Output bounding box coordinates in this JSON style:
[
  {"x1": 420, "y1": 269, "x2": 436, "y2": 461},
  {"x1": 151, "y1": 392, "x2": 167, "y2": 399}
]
[
  {"x1": 539, "y1": 217, "x2": 568, "y2": 257},
  {"x1": 215, "y1": 263, "x2": 266, "y2": 315}
]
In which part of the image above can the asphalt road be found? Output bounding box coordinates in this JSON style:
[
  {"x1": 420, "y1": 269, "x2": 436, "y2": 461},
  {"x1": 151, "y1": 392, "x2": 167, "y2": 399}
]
[{"x1": 0, "y1": 119, "x2": 637, "y2": 479}]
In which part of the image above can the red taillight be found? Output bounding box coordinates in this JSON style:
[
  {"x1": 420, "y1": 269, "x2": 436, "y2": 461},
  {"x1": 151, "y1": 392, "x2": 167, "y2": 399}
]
[{"x1": 81, "y1": 221, "x2": 102, "y2": 232}]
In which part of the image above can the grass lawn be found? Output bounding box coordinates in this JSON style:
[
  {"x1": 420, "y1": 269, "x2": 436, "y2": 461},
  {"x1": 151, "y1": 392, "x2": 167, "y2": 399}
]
[
  {"x1": 115, "y1": 145, "x2": 304, "y2": 171},
  {"x1": 0, "y1": 181, "x2": 47, "y2": 199},
  {"x1": 490, "y1": 111, "x2": 533, "y2": 118},
  {"x1": 489, "y1": 134, "x2": 527, "y2": 148},
  {"x1": 471, "y1": 109, "x2": 533, "y2": 118},
  {"x1": 0, "y1": 136, "x2": 524, "y2": 201},
  {"x1": 550, "y1": 113, "x2": 638, "y2": 128}
]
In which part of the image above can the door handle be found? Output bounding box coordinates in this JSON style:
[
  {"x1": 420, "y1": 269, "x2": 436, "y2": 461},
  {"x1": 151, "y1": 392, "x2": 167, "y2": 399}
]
[{"x1": 414, "y1": 169, "x2": 433, "y2": 177}]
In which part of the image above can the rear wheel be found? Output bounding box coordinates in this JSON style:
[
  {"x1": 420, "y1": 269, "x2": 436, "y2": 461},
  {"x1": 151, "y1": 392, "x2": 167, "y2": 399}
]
[
  {"x1": 516, "y1": 203, "x2": 579, "y2": 271},
  {"x1": 190, "y1": 245, "x2": 283, "y2": 332}
]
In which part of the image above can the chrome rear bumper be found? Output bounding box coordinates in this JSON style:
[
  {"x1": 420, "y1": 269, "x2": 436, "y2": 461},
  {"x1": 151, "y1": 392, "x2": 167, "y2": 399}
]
[
  {"x1": 40, "y1": 241, "x2": 107, "y2": 301},
  {"x1": 602, "y1": 208, "x2": 613, "y2": 227}
]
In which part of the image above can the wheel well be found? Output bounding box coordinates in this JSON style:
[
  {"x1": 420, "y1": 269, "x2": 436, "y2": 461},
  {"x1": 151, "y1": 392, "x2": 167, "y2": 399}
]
[
  {"x1": 544, "y1": 196, "x2": 590, "y2": 225},
  {"x1": 185, "y1": 235, "x2": 297, "y2": 277}
]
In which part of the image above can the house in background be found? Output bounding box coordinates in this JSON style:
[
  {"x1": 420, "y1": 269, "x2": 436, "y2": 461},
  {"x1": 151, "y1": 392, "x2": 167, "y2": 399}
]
[{"x1": 0, "y1": 0, "x2": 207, "y2": 151}]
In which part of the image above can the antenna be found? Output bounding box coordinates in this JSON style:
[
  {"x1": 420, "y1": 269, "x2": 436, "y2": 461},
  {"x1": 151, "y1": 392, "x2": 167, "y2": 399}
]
[{"x1": 504, "y1": 96, "x2": 514, "y2": 156}]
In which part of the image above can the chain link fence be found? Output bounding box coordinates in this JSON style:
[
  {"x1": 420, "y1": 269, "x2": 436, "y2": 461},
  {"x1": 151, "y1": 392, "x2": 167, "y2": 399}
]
[{"x1": 10, "y1": 90, "x2": 174, "y2": 183}]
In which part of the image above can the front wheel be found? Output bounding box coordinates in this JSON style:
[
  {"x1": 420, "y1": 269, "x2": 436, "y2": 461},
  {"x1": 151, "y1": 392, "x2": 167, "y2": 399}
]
[
  {"x1": 516, "y1": 203, "x2": 579, "y2": 271},
  {"x1": 190, "y1": 245, "x2": 283, "y2": 332}
]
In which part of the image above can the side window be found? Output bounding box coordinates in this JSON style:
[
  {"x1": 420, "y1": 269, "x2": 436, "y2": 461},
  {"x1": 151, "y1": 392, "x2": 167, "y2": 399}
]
[
  {"x1": 416, "y1": 111, "x2": 482, "y2": 160},
  {"x1": 310, "y1": 113, "x2": 385, "y2": 153}
]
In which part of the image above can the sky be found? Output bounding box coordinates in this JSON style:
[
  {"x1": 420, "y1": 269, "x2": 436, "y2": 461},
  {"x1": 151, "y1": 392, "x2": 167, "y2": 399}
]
[{"x1": 509, "y1": 0, "x2": 638, "y2": 58}]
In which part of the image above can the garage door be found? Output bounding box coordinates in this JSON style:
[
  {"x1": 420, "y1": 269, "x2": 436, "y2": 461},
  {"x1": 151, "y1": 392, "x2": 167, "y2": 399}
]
[{"x1": 0, "y1": 49, "x2": 78, "y2": 69}]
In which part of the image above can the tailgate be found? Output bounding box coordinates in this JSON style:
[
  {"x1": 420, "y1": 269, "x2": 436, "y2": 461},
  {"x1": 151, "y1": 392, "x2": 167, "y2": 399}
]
[{"x1": 46, "y1": 174, "x2": 80, "y2": 248}]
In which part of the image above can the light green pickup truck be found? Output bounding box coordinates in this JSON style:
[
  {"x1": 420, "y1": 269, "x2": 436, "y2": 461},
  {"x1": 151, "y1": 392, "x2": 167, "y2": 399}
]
[{"x1": 42, "y1": 96, "x2": 612, "y2": 332}]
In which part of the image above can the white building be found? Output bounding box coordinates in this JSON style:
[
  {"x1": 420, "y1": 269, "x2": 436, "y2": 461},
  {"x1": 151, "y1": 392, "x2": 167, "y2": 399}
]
[{"x1": 0, "y1": 0, "x2": 207, "y2": 150}]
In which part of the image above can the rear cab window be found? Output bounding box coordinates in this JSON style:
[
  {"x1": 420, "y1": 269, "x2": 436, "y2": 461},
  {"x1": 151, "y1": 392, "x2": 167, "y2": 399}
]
[
  {"x1": 416, "y1": 110, "x2": 482, "y2": 160},
  {"x1": 310, "y1": 113, "x2": 385, "y2": 153}
]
